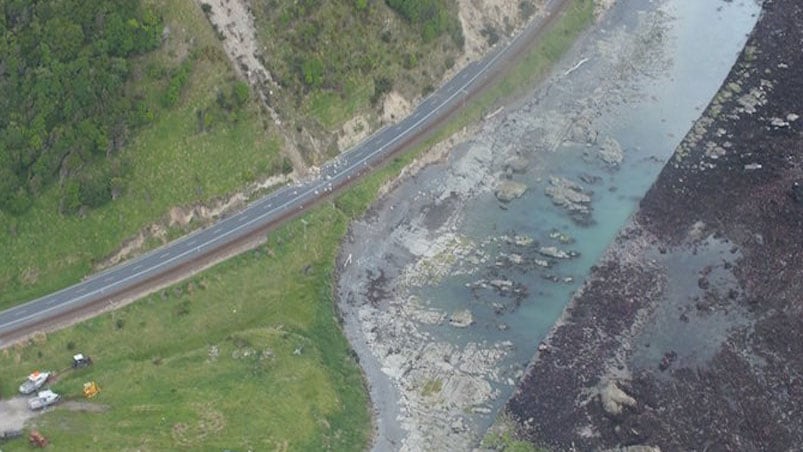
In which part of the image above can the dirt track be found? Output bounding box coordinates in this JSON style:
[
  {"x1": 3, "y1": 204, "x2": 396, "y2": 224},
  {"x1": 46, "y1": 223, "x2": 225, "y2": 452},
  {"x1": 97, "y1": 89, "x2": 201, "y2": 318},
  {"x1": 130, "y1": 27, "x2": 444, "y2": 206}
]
[{"x1": 505, "y1": 0, "x2": 803, "y2": 449}]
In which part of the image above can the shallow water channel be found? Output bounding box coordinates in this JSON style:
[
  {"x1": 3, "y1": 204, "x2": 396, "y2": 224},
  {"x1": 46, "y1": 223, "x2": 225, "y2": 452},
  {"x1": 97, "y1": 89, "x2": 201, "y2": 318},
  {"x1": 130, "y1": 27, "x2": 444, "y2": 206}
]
[{"x1": 336, "y1": 1, "x2": 761, "y2": 450}]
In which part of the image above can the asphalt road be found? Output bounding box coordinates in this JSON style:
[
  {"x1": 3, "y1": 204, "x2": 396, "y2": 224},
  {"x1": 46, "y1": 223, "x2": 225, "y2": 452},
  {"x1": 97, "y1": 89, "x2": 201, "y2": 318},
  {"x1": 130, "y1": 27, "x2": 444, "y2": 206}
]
[{"x1": 0, "y1": 0, "x2": 569, "y2": 346}]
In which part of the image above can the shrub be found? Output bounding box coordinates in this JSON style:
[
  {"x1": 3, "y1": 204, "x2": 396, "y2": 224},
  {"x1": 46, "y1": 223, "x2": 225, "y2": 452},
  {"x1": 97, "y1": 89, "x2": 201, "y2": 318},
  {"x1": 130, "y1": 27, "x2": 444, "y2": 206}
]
[
  {"x1": 384, "y1": 0, "x2": 461, "y2": 45},
  {"x1": 163, "y1": 59, "x2": 194, "y2": 108},
  {"x1": 233, "y1": 81, "x2": 250, "y2": 106},
  {"x1": 371, "y1": 76, "x2": 393, "y2": 106}
]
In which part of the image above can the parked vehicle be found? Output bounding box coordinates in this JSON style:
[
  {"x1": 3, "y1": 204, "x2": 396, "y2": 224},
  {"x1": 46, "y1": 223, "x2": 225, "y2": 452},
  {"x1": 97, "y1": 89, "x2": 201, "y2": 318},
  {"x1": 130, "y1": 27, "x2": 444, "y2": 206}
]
[
  {"x1": 28, "y1": 390, "x2": 61, "y2": 410},
  {"x1": 72, "y1": 353, "x2": 93, "y2": 369},
  {"x1": 18, "y1": 371, "x2": 51, "y2": 395}
]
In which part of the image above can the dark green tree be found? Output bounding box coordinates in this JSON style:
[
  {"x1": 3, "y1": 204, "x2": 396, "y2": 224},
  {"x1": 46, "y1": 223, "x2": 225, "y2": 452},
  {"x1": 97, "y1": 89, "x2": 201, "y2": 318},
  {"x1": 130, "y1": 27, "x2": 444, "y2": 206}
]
[{"x1": 0, "y1": 0, "x2": 163, "y2": 215}]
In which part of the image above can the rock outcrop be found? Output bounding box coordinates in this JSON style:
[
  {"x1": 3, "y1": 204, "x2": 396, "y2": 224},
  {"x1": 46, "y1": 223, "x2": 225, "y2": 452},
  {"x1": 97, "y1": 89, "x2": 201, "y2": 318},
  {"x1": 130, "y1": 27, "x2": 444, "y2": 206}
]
[
  {"x1": 600, "y1": 381, "x2": 637, "y2": 415},
  {"x1": 545, "y1": 176, "x2": 592, "y2": 221},
  {"x1": 599, "y1": 135, "x2": 624, "y2": 165},
  {"x1": 495, "y1": 180, "x2": 528, "y2": 202}
]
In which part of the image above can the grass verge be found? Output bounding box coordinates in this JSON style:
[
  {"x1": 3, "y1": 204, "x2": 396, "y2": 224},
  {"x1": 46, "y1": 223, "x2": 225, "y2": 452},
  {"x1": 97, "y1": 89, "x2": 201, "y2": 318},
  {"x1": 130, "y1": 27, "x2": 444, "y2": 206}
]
[{"x1": 0, "y1": 0, "x2": 593, "y2": 449}]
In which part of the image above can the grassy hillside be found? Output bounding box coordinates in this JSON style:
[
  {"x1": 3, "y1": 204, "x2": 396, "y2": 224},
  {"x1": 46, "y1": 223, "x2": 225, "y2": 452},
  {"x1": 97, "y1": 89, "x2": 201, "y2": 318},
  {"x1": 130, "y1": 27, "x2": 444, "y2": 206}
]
[
  {"x1": 251, "y1": 0, "x2": 463, "y2": 159},
  {"x1": 0, "y1": 0, "x2": 466, "y2": 311},
  {"x1": 0, "y1": 1, "x2": 284, "y2": 310}
]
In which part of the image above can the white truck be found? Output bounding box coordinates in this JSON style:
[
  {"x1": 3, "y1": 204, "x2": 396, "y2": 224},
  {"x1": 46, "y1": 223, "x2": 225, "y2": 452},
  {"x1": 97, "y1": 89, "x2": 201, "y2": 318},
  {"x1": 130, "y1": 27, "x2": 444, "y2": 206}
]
[
  {"x1": 18, "y1": 371, "x2": 51, "y2": 395},
  {"x1": 27, "y1": 390, "x2": 61, "y2": 410}
]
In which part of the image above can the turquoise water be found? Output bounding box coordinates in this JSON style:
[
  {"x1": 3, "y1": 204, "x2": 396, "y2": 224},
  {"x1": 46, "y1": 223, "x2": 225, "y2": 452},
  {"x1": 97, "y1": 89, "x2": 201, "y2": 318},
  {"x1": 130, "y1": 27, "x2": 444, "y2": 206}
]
[
  {"x1": 415, "y1": 0, "x2": 761, "y2": 413},
  {"x1": 336, "y1": 1, "x2": 763, "y2": 448}
]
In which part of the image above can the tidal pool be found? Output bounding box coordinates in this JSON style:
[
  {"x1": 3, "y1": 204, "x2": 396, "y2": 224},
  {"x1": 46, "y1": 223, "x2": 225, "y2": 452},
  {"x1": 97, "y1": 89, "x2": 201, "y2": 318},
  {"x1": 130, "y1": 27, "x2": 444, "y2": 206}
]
[{"x1": 337, "y1": 1, "x2": 762, "y2": 449}]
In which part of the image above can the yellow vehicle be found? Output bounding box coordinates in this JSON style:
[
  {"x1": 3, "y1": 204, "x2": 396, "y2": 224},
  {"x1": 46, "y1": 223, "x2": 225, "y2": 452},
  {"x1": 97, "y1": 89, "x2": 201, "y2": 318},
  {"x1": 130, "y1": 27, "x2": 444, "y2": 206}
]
[{"x1": 83, "y1": 381, "x2": 100, "y2": 398}]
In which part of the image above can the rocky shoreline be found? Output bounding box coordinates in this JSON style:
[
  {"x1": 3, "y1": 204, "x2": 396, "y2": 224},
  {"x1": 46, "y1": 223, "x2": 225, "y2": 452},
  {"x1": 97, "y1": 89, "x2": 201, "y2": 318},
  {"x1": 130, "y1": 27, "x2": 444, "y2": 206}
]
[
  {"x1": 504, "y1": 0, "x2": 803, "y2": 449},
  {"x1": 332, "y1": 0, "x2": 753, "y2": 449}
]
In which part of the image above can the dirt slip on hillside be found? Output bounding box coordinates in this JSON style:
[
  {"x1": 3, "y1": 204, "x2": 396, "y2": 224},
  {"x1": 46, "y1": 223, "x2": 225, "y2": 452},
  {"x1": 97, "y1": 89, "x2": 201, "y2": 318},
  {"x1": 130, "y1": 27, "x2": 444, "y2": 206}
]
[
  {"x1": 196, "y1": 0, "x2": 278, "y2": 118},
  {"x1": 505, "y1": 0, "x2": 803, "y2": 449},
  {"x1": 457, "y1": 0, "x2": 533, "y2": 64},
  {"x1": 195, "y1": 0, "x2": 308, "y2": 174},
  {"x1": 95, "y1": 172, "x2": 292, "y2": 271}
]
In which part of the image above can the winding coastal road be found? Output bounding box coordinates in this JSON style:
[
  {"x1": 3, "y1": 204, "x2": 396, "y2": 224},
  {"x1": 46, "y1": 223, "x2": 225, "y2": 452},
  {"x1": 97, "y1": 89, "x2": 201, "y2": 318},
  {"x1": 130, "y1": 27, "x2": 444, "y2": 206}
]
[{"x1": 0, "y1": 0, "x2": 571, "y2": 347}]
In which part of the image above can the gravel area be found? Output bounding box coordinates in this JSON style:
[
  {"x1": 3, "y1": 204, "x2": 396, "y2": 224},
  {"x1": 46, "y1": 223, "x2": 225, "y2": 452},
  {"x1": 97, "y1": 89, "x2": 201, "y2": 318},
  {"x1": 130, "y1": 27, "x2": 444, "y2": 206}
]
[{"x1": 0, "y1": 397, "x2": 38, "y2": 432}]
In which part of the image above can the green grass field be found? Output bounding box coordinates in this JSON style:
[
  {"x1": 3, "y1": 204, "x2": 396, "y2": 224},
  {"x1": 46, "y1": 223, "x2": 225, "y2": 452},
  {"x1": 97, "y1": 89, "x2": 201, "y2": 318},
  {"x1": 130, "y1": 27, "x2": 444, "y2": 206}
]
[
  {"x1": 0, "y1": 122, "x2": 426, "y2": 450},
  {"x1": 0, "y1": 205, "x2": 369, "y2": 450},
  {"x1": 0, "y1": 0, "x2": 593, "y2": 449},
  {"x1": 0, "y1": 1, "x2": 283, "y2": 310}
]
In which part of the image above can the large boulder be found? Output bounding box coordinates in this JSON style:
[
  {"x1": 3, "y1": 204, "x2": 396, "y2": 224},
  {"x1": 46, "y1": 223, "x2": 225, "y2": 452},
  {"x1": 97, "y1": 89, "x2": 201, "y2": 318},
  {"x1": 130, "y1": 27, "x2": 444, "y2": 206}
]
[
  {"x1": 495, "y1": 180, "x2": 528, "y2": 202},
  {"x1": 603, "y1": 447, "x2": 662, "y2": 452},
  {"x1": 569, "y1": 114, "x2": 598, "y2": 144},
  {"x1": 792, "y1": 181, "x2": 803, "y2": 204},
  {"x1": 538, "y1": 246, "x2": 573, "y2": 259},
  {"x1": 449, "y1": 309, "x2": 474, "y2": 328},
  {"x1": 599, "y1": 135, "x2": 624, "y2": 165},
  {"x1": 600, "y1": 381, "x2": 637, "y2": 415},
  {"x1": 505, "y1": 156, "x2": 530, "y2": 174},
  {"x1": 545, "y1": 176, "x2": 591, "y2": 215}
]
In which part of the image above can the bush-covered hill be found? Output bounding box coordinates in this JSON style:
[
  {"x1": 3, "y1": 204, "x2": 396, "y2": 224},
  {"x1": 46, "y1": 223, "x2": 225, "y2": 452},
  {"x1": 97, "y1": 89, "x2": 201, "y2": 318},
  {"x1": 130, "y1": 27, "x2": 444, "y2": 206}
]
[{"x1": 0, "y1": 0, "x2": 163, "y2": 215}]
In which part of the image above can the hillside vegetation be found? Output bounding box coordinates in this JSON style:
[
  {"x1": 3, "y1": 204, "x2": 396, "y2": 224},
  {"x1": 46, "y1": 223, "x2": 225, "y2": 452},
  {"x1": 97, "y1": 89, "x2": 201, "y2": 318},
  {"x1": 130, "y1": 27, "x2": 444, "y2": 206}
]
[
  {"x1": 0, "y1": 0, "x2": 162, "y2": 215},
  {"x1": 386, "y1": 0, "x2": 463, "y2": 43},
  {"x1": 0, "y1": 1, "x2": 283, "y2": 309},
  {"x1": 0, "y1": 0, "x2": 468, "y2": 309},
  {"x1": 250, "y1": 0, "x2": 463, "y2": 159}
]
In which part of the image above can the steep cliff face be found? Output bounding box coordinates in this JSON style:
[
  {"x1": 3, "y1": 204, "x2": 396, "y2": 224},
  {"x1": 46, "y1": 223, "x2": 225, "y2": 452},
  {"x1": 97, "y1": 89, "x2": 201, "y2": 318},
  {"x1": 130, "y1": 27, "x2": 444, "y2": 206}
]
[{"x1": 505, "y1": 0, "x2": 803, "y2": 449}]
